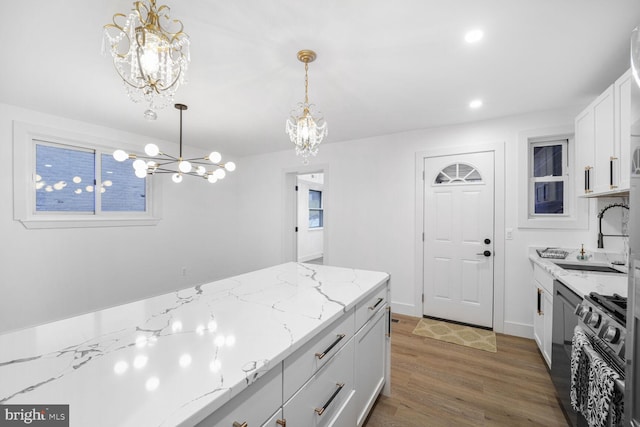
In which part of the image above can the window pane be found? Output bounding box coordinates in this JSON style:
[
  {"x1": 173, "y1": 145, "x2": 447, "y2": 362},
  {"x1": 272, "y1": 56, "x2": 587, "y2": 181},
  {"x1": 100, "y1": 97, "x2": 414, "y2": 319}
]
[
  {"x1": 309, "y1": 210, "x2": 323, "y2": 228},
  {"x1": 36, "y1": 144, "x2": 95, "y2": 212},
  {"x1": 534, "y1": 182, "x2": 564, "y2": 214},
  {"x1": 309, "y1": 190, "x2": 322, "y2": 209},
  {"x1": 101, "y1": 154, "x2": 146, "y2": 212},
  {"x1": 533, "y1": 145, "x2": 562, "y2": 177}
]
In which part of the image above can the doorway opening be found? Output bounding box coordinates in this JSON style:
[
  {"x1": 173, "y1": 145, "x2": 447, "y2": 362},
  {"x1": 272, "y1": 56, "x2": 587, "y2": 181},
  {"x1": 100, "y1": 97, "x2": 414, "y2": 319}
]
[{"x1": 296, "y1": 173, "x2": 325, "y2": 264}]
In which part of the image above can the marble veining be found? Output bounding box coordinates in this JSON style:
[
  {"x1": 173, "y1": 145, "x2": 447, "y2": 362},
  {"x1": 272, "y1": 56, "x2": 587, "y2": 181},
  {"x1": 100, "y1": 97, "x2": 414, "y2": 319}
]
[
  {"x1": 0, "y1": 262, "x2": 389, "y2": 427},
  {"x1": 529, "y1": 248, "x2": 628, "y2": 297}
]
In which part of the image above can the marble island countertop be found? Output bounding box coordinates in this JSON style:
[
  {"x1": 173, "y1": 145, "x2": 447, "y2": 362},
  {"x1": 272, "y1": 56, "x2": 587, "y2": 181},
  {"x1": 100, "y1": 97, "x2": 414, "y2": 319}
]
[
  {"x1": 528, "y1": 248, "x2": 628, "y2": 298},
  {"x1": 0, "y1": 262, "x2": 389, "y2": 427}
]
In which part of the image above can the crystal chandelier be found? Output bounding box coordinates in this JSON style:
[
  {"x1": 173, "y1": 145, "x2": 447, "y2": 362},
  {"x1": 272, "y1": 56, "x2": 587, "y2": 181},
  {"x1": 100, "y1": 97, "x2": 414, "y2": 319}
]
[
  {"x1": 285, "y1": 50, "x2": 328, "y2": 164},
  {"x1": 103, "y1": 0, "x2": 190, "y2": 120},
  {"x1": 113, "y1": 104, "x2": 235, "y2": 184}
]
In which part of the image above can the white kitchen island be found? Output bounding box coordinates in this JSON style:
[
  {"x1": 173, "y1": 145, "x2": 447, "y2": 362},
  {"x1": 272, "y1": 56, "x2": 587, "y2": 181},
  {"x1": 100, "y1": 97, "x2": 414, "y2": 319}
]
[{"x1": 0, "y1": 262, "x2": 390, "y2": 426}]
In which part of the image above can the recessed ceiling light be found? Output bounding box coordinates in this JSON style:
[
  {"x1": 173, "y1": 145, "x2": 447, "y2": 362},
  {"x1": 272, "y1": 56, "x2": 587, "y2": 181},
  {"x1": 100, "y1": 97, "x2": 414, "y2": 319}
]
[
  {"x1": 469, "y1": 99, "x2": 483, "y2": 109},
  {"x1": 465, "y1": 29, "x2": 484, "y2": 43}
]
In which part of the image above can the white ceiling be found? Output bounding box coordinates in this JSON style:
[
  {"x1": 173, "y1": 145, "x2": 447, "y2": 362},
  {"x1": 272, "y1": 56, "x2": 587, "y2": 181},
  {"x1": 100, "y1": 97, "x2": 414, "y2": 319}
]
[{"x1": 2, "y1": 1, "x2": 640, "y2": 157}]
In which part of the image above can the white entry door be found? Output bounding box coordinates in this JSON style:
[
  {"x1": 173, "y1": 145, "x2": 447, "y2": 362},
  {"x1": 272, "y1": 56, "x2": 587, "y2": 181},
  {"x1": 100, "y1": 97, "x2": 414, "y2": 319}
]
[{"x1": 423, "y1": 151, "x2": 495, "y2": 328}]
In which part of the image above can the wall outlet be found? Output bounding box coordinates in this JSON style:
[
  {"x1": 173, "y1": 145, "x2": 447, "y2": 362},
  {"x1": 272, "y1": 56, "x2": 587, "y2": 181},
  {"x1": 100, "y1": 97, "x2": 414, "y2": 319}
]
[{"x1": 505, "y1": 228, "x2": 514, "y2": 240}]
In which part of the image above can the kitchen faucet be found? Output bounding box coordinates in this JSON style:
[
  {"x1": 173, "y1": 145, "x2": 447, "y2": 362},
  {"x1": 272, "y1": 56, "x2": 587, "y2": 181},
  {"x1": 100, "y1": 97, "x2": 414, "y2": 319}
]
[{"x1": 597, "y1": 202, "x2": 629, "y2": 248}]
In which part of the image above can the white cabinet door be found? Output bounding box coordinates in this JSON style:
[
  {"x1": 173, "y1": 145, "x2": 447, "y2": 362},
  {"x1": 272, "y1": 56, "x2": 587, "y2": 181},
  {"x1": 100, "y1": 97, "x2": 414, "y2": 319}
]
[
  {"x1": 592, "y1": 85, "x2": 616, "y2": 193},
  {"x1": 615, "y1": 69, "x2": 632, "y2": 191},
  {"x1": 576, "y1": 105, "x2": 595, "y2": 194},
  {"x1": 354, "y1": 306, "x2": 387, "y2": 426},
  {"x1": 575, "y1": 85, "x2": 616, "y2": 194}
]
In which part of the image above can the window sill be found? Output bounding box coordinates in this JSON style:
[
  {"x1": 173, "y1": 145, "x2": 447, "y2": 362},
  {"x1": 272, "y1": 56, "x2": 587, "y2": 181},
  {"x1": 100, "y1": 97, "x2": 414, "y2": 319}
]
[
  {"x1": 308, "y1": 227, "x2": 324, "y2": 231},
  {"x1": 18, "y1": 216, "x2": 161, "y2": 229}
]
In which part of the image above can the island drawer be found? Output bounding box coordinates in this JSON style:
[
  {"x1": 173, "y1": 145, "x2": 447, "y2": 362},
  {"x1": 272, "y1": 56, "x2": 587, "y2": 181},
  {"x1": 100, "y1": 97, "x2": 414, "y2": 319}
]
[
  {"x1": 195, "y1": 366, "x2": 282, "y2": 427},
  {"x1": 355, "y1": 281, "x2": 388, "y2": 332},
  {"x1": 283, "y1": 338, "x2": 355, "y2": 427},
  {"x1": 283, "y1": 308, "x2": 355, "y2": 400}
]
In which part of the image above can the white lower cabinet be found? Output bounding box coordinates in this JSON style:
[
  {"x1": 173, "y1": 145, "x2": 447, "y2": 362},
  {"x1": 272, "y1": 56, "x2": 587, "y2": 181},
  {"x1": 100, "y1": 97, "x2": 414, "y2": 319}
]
[
  {"x1": 532, "y1": 264, "x2": 553, "y2": 368},
  {"x1": 354, "y1": 307, "x2": 387, "y2": 426},
  {"x1": 196, "y1": 280, "x2": 390, "y2": 427},
  {"x1": 283, "y1": 339, "x2": 356, "y2": 427}
]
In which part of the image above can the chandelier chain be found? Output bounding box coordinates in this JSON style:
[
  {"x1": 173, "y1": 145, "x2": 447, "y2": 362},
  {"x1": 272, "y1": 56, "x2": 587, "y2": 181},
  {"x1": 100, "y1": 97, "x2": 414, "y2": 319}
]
[{"x1": 304, "y1": 62, "x2": 309, "y2": 105}]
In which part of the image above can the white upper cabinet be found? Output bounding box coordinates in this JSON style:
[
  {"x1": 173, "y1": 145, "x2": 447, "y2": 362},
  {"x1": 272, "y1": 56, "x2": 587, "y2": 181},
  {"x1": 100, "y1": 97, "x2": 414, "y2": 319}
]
[
  {"x1": 575, "y1": 69, "x2": 631, "y2": 197},
  {"x1": 615, "y1": 69, "x2": 632, "y2": 191}
]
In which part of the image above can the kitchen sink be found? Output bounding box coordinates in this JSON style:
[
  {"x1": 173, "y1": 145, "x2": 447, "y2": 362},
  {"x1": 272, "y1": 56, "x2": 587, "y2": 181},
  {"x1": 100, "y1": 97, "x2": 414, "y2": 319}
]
[{"x1": 553, "y1": 262, "x2": 625, "y2": 274}]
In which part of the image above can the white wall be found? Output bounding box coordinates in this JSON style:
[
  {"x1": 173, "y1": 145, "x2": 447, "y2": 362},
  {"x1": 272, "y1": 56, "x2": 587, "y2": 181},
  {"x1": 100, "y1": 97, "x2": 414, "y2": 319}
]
[
  {"x1": 0, "y1": 103, "x2": 242, "y2": 334},
  {"x1": 296, "y1": 174, "x2": 324, "y2": 262},
  {"x1": 2, "y1": 102, "x2": 625, "y2": 338},
  {"x1": 233, "y1": 107, "x2": 616, "y2": 338}
]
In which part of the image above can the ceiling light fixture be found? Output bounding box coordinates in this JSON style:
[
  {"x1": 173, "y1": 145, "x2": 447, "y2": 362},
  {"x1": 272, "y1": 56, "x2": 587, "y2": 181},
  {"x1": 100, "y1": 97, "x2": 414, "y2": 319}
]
[
  {"x1": 469, "y1": 99, "x2": 483, "y2": 109},
  {"x1": 465, "y1": 29, "x2": 484, "y2": 43},
  {"x1": 103, "y1": 0, "x2": 190, "y2": 120},
  {"x1": 113, "y1": 104, "x2": 235, "y2": 184},
  {"x1": 285, "y1": 50, "x2": 328, "y2": 164}
]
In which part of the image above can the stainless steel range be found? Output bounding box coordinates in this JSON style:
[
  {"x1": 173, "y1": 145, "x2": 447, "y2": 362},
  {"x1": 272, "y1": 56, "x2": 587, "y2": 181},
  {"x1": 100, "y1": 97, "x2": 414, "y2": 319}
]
[{"x1": 576, "y1": 292, "x2": 627, "y2": 363}]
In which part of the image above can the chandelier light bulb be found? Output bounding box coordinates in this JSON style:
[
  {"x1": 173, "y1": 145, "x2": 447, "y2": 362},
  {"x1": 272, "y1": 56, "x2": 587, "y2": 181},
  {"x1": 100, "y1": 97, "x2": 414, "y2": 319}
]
[
  {"x1": 144, "y1": 143, "x2": 160, "y2": 157},
  {"x1": 196, "y1": 166, "x2": 206, "y2": 176},
  {"x1": 172, "y1": 173, "x2": 183, "y2": 183},
  {"x1": 178, "y1": 160, "x2": 192, "y2": 173},
  {"x1": 213, "y1": 169, "x2": 225, "y2": 180},
  {"x1": 113, "y1": 149, "x2": 129, "y2": 162},
  {"x1": 135, "y1": 169, "x2": 148, "y2": 178},
  {"x1": 225, "y1": 162, "x2": 236, "y2": 172},
  {"x1": 207, "y1": 175, "x2": 217, "y2": 184},
  {"x1": 139, "y1": 35, "x2": 161, "y2": 75},
  {"x1": 209, "y1": 152, "x2": 222, "y2": 163},
  {"x1": 133, "y1": 159, "x2": 148, "y2": 171}
]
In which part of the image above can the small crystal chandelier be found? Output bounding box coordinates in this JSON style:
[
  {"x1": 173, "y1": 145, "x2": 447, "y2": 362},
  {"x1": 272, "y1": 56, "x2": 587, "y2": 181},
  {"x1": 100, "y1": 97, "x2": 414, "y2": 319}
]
[
  {"x1": 113, "y1": 104, "x2": 236, "y2": 184},
  {"x1": 103, "y1": 0, "x2": 190, "y2": 120},
  {"x1": 285, "y1": 50, "x2": 328, "y2": 164}
]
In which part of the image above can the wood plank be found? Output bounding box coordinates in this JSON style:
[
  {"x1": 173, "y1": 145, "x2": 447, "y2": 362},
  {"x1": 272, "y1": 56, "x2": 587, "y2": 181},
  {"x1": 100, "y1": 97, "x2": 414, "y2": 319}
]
[{"x1": 364, "y1": 314, "x2": 568, "y2": 426}]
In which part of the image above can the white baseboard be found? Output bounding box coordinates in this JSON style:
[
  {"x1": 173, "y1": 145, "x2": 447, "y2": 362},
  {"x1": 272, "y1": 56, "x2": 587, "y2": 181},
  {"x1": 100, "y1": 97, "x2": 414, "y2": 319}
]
[
  {"x1": 502, "y1": 320, "x2": 534, "y2": 339},
  {"x1": 390, "y1": 301, "x2": 417, "y2": 317}
]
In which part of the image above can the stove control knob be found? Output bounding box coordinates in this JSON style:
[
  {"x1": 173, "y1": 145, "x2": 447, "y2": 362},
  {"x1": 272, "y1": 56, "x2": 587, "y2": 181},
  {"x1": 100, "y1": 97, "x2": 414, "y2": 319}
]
[
  {"x1": 574, "y1": 304, "x2": 587, "y2": 318},
  {"x1": 603, "y1": 325, "x2": 620, "y2": 344},
  {"x1": 587, "y1": 312, "x2": 601, "y2": 328}
]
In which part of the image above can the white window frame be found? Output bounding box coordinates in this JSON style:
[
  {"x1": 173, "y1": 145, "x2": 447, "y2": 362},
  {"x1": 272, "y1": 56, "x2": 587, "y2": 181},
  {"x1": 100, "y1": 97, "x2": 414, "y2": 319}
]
[
  {"x1": 518, "y1": 126, "x2": 587, "y2": 229},
  {"x1": 13, "y1": 121, "x2": 162, "y2": 229},
  {"x1": 308, "y1": 189, "x2": 323, "y2": 229},
  {"x1": 528, "y1": 139, "x2": 568, "y2": 217}
]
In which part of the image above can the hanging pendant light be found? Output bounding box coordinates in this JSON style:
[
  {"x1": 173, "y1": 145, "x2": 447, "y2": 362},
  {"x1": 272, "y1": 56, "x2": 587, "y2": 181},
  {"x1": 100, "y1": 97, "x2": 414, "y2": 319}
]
[
  {"x1": 113, "y1": 104, "x2": 235, "y2": 184},
  {"x1": 285, "y1": 50, "x2": 328, "y2": 164},
  {"x1": 103, "y1": 0, "x2": 190, "y2": 120}
]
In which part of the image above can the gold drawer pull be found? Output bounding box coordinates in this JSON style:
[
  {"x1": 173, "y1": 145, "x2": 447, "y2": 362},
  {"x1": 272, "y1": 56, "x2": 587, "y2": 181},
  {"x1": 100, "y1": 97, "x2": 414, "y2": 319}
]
[
  {"x1": 315, "y1": 334, "x2": 345, "y2": 359},
  {"x1": 314, "y1": 383, "x2": 345, "y2": 416},
  {"x1": 232, "y1": 422, "x2": 247, "y2": 427},
  {"x1": 368, "y1": 297, "x2": 384, "y2": 310},
  {"x1": 276, "y1": 420, "x2": 286, "y2": 427}
]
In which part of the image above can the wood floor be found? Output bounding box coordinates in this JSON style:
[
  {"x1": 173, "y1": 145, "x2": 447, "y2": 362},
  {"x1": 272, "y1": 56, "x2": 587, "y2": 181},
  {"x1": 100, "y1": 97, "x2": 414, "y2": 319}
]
[{"x1": 363, "y1": 314, "x2": 569, "y2": 426}]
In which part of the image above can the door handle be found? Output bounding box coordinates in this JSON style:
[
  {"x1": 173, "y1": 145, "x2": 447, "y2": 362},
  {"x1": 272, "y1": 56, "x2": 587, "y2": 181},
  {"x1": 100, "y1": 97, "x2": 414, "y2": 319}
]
[{"x1": 476, "y1": 250, "x2": 491, "y2": 257}]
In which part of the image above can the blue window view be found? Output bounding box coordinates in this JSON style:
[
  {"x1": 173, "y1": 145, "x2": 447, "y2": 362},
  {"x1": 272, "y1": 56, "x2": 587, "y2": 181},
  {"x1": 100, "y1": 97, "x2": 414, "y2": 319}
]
[
  {"x1": 36, "y1": 144, "x2": 95, "y2": 212},
  {"x1": 35, "y1": 144, "x2": 146, "y2": 213},
  {"x1": 309, "y1": 190, "x2": 323, "y2": 228},
  {"x1": 533, "y1": 145, "x2": 562, "y2": 177},
  {"x1": 101, "y1": 154, "x2": 146, "y2": 212},
  {"x1": 534, "y1": 182, "x2": 564, "y2": 214}
]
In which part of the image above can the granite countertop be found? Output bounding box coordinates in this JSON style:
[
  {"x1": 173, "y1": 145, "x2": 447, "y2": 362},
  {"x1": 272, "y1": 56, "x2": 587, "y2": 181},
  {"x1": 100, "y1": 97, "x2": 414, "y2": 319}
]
[
  {"x1": 0, "y1": 262, "x2": 389, "y2": 427},
  {"x1": 528, "y1": 248, "x2": 628, "y2": 298}
]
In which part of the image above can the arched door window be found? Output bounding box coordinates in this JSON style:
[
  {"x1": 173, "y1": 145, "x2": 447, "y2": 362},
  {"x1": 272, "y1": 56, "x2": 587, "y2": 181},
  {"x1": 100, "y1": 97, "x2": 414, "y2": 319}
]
[{"x1": 434, "y1": 162, "x2": 483, "y2": 184}]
